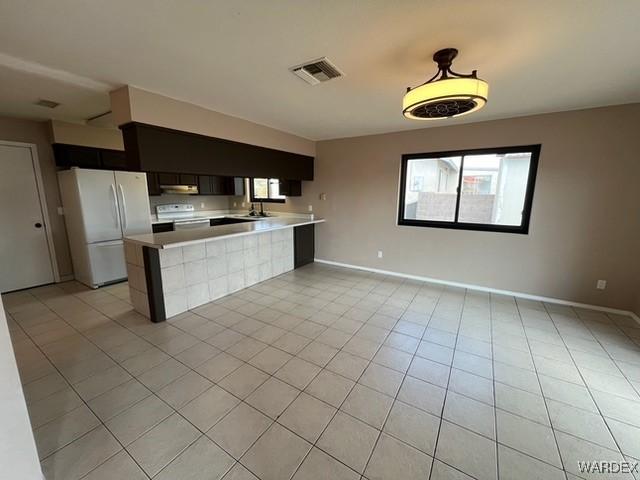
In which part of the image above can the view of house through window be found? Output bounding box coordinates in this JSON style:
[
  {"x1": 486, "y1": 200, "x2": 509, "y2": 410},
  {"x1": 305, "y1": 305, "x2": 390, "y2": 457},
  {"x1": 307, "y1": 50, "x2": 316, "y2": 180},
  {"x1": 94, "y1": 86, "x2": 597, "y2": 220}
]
[
  {"x1": 399, "y1": 146, "x2": 539, "y2": 233},
  {"x1": 251, "y1": 178, "x2": 285, "y2": 202}
]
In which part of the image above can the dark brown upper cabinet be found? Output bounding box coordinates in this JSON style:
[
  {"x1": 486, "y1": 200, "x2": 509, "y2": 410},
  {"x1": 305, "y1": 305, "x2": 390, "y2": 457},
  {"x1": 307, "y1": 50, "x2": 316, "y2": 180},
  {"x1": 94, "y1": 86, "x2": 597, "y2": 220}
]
[
  {"x1": 147, "y1": 173, "x2": 161, "y2": 196},
  {"x1": 120, "y1": 122, "x2": 313, "y2": 180},
  {"x1": 198, "y1": 175, "x2": 226, "y2": 195},
  {"x1": 279, "y1": 179, "x2": 302, "y2": 197},
  {"x1": 198, "y1": 175, "x2": 245, "y2": 196},
  {"x1": 99, "y1": 149, "x2": 127, "y2": 170},
  {"x1": 53, "y1": 144, "x2": 102, "y2": 169},
  {"x1": 225, "y1": 177, "x2": 245, "y2": 196},
  {"x1": 197, "y1": 175, "x2": 214, "y2": 195},
  {"x1": 53, "y1": 143, "x2": 129, "y2": 171},
  {"x1": 155, "y1": 173, "x2": 197, "y2": 186},
  {"x1": 179, "y1": 174, "x2": 197, "y2": 186},
  {"x1": 156, "y1": 173, "x2": 179, "y2": 185}
]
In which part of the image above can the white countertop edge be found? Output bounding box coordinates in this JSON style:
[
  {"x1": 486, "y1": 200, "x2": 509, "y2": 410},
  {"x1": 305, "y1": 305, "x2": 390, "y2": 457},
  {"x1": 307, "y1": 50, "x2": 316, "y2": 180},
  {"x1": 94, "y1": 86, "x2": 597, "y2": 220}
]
[
  {"x1": 126, "y1": 218, "x2": 325, "y2": 249},
  {"x1": 151, "y1": 210, "x2": 315, "y2": 223}
]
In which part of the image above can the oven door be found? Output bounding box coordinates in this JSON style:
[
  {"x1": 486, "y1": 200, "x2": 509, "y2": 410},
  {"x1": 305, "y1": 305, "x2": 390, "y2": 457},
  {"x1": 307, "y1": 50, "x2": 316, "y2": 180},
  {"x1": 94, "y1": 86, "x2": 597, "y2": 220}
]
[{"x1": 173, "y1": 219, "x2": 211, "y2": 230}]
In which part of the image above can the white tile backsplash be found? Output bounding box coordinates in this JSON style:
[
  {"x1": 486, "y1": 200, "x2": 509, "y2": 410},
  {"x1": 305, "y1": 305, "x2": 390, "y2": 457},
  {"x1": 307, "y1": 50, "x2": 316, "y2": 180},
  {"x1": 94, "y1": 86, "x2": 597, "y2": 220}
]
[
  {"x1": 183, "y1": 243, "x2": 206, "y2": 262},
  {"x1": 259, "y1": 261, "x2": 272, "y2": 282},
  {"x1": 161, "y1": 264, "x2": 185, "y2": 293},
  {"x1": 206, "y1": 240, "x2": 225, "y2": 258},
  {"x1": 127, "y1": 264, "x2": 147, "y2": 293},
  {"x1": 207, "y1": 257, "x2": 228, "y2": 279},
  {"x1": 159, "y1": 248, "x2": 183, "y2": 267},
  {"x1": 243, "y1": 235, "x2": 258, "y2": 250},
  {"x1": 244, "y1": 248, "x2": 260, "y2": 267},
  {"x1": 225, "y1": 237, "x2": 243, "y2": 253},
  {"x1": 130, "y1": 288, "x2": 150, "y2": 317},
  {"x1": 209, "y1": 277, "x2": 228, "y2": 300},
  {"x1": 226, "y1": 251, "x2": 244, "y2": 273},
  {"x1": 259, "y1": 243, "x2": 272, "y2": 259},
  {"x1": 130, "y1": 228, "x2": 296, "y2": 320},
  {"x1": 258, "y1": 232, "x2": 271, "y2": 247},
  {"x1": 272, "y1": 257, "x2": 285, "y2": 275},
  {"x1": 164, "y1": 288, "x2": 188, "y2": 318},
  {"x1": 245, "y1": 265, "x2": 260, "y2": 287},
  {"x1": 124, "y1": 242, "x2": 138, "y2": 265},
  {"x1": 184, "y1": 260, "x2": 207, "y2": 286},
  {"x1": 271, "y1": 241, "x2": 284, "y2": 258},
  {"x1": 187, "y1": 282, "x2": 210, "y2": 309},
  {"x1": 228, "y1": 271, "x2": 245, "y2": 293}
]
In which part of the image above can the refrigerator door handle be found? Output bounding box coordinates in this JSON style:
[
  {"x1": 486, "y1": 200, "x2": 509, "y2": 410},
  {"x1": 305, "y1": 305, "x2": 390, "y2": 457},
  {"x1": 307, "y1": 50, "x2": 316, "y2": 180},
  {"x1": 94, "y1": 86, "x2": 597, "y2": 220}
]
[
  {"x1": 118, "y1": 184, "x2": 127, "y2": 230},
  {"x1": 109, "y1": 184, "x2": 119, "y2": 229}
]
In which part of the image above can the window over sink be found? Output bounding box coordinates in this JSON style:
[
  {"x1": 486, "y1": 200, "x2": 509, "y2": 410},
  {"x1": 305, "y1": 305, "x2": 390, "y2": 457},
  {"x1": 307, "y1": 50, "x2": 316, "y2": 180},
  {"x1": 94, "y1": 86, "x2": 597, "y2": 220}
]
[
  {"x1": 250, "y1": 178, "x2": 286, "y2": 203},
  {"x1": 398, "y1": 145, "x2": 540, "y2": 234}
]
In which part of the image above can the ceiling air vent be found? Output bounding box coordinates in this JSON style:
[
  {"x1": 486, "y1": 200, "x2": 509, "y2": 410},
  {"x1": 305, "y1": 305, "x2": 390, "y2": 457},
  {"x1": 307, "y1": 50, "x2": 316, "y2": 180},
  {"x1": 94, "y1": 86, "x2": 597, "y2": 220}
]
[
  {"x1": 290, "y1": 57, "x2": 343, "y2": 85},
  {"x1": 35, "y1": 99, "x2": 60, "y2": 109}
]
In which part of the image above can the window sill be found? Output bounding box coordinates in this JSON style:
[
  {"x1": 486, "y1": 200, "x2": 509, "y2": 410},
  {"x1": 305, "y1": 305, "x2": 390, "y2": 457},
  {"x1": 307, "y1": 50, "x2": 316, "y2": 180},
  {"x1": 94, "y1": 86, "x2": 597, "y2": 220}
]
[
  {"x1": 250, "y1": 197, "x2": 286, "y2": 204},
  {"x1": 397, "y1": 219, "x2": 529, "y2": 234}
]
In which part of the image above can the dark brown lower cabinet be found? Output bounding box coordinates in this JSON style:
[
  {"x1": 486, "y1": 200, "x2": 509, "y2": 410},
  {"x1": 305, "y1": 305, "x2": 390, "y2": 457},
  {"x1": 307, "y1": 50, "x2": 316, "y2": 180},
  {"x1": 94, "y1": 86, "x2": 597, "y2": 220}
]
[
  {"x1": 152, "y1": 222, "x2": 174, "y2": 233},
  {"x1": 294, "y1": 224, "x2": 315, "y2": 268}
]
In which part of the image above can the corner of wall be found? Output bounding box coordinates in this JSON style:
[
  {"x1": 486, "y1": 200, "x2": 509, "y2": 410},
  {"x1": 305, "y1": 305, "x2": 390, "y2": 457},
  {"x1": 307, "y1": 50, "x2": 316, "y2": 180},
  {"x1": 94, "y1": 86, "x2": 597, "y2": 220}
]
[{"x1": 109, "y1": 85, "x2": 133, "y2": 126}]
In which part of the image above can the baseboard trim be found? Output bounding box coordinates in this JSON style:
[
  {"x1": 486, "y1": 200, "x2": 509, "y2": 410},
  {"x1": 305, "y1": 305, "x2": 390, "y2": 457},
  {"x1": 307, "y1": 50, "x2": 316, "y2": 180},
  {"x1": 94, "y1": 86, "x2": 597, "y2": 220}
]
[{"x1": 314, "y1": 258, "x2": 639, "y2": 321}]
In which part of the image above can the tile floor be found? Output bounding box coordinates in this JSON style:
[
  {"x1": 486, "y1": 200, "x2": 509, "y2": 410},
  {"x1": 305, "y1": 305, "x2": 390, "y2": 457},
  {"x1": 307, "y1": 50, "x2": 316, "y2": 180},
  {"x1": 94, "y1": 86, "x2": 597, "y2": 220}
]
[{"x1": 4, "y1": 263, "x2": 640, "y2": 480}]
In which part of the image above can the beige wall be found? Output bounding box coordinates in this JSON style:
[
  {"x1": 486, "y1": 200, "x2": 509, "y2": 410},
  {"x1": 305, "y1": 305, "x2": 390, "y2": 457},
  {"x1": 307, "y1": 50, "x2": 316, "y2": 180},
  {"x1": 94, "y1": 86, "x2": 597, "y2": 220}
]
[
  {"x1": 0, "y1": 116, "x2": 73, "y2": 277},
  {"x1": 294, "y1": 104, "x2": 640, "y2": 311},
  {"x1": 635, "y1": 264, "x2": 640, "y2": 317},
  {"x1": 49, "y1": 120, "x2": 123, "y2": 150},
  {"x1": 111, "y1": 86, "x2": 315, "y2": 156}
]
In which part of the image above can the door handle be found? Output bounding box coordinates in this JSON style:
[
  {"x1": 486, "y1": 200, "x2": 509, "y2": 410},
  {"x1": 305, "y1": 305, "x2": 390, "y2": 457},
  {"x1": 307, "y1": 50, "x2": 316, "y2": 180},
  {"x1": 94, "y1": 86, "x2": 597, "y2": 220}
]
[
  {"x1": 34, "y1": 222, "x2": 42, "y2": 228},
  {"x1": 110, "y1": 184, "x2": 119, "y2": 228},
  {"x1": 118, "y1": 184, "x2": 127, "y2": 230}
]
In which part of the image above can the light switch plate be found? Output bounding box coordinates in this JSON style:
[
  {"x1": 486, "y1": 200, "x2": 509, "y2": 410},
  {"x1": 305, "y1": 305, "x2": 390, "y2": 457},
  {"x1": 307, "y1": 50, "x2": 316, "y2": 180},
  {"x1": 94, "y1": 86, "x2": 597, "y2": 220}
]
[{"x1": 596, "y1": 280, "x2": 607, "y2": 290}]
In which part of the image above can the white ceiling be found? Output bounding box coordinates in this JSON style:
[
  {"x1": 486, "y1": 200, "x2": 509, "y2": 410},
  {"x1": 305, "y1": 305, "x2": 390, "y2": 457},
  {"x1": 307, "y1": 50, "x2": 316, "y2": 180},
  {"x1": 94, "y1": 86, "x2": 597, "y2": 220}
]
[{"x1": 0, "y1": 0, "x2": 639, "y2": 140}]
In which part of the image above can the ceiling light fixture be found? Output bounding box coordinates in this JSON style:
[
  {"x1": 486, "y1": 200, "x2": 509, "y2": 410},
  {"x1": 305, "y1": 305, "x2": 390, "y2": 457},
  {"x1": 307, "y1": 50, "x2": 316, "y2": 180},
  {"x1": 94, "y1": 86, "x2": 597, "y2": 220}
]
[{"x1": 403, "y1": 48, "x2": 488, "y2": 120}]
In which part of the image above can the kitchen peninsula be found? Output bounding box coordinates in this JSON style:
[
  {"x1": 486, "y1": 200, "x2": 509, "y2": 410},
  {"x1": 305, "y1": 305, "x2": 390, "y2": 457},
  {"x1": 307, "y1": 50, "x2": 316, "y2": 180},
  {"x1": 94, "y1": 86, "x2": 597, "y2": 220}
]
[{"x1": 123, "y1": 216, "x2": 324, "y2": 322}]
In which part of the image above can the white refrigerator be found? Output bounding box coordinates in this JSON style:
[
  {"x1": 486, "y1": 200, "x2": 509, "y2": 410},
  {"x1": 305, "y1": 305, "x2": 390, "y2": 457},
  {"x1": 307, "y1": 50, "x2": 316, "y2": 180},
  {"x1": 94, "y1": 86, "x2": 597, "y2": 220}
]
[{"x1": 58, "y1": 168, "x2": 151, "y2": 288}]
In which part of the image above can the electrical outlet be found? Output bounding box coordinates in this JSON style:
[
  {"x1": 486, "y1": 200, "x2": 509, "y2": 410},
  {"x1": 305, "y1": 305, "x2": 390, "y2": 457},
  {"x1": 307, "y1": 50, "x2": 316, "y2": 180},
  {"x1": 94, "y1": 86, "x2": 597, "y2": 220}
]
[
  {"x1": 57, "y1": 206, "x2": 64, "y2": 215},
  {"x1": 377, "y1": 250, "x2": 383, "y2": 259},
  {"x1": 596, "y1": 280, "x2": 607, "y2": 290},
  {"x1": 233, "y1": 202, "x2": 237, "y2": 207},
  {"x1": 200, "y1": 202, "x2": 205, "y2": 209},
  {"x1": 241, "y1": 202, "x2": 245, "y2": 207},
  {"x1": 308, "y1": 205, "x2": 313, "y2": 212},
  {"x1": 320, "y1": 193, "x2": 327, "y2": 201}
]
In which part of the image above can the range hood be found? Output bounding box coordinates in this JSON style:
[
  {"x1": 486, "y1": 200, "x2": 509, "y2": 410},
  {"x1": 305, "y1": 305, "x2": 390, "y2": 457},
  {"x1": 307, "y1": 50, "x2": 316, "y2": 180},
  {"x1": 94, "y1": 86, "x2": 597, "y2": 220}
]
[{"x1": 159, "y1": 184, "x2": 198, "y2": 195}]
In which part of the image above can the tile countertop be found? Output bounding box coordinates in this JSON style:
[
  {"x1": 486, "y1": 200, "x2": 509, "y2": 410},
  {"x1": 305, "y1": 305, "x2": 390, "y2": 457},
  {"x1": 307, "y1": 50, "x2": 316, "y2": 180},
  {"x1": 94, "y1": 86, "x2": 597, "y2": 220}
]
[
  {"x1": 150, "y1": 209, "x2": 311, "y2": 224},
  {"x1": 126, "y1": 216, "x2": 325, "y2": 249}
]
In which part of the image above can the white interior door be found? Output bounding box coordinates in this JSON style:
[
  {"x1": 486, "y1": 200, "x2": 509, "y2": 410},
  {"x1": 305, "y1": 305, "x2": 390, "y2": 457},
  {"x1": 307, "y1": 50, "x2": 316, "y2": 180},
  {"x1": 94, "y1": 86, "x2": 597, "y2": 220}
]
[
  {"x1": 0, "y1": 143, "x2": 54, "y2": 292},
  {"x1": 114, "y1": 171, "x2": 151, "y2": 236}
]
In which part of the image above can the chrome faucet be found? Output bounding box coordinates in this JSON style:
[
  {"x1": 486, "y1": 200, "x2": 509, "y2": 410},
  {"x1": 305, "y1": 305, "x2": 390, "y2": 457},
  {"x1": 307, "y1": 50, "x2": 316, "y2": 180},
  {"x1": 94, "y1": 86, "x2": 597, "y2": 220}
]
[{"x1": 248, "y1": 202, "x2": 269, "y2": 217}]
